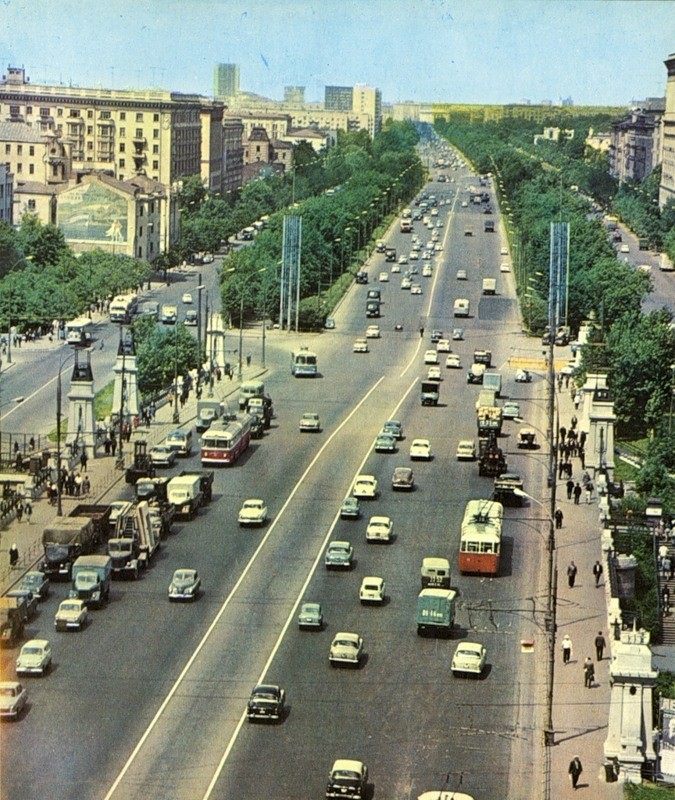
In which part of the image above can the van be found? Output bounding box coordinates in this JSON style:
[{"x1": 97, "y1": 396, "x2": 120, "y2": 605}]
[
  {"x1": 165, "y1": 429, "x2": 193, "y2": 457},
  {"x1": 454, "y1": 298, "x2": 470, "y2": 317},
  {"x1": 421, "y1": 557, "x2": 451, "y2": 589},
  {"x1": 482, "y1": 278, "x2": 497, "y2": 295},
  {"x1": 238, "y1": 380, "x2": 264, "y2": 410}
]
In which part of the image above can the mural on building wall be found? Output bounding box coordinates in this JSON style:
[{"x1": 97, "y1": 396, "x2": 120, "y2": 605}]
[{"x1": 58, "y1": 182, "x2": 128, "y2": 244}]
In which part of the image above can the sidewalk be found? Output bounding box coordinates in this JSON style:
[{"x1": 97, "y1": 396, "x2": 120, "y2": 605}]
[
  {"x1": 549, "y1": 379, "x2": 621, "y2": 798},
  {"x1": 0, "y1": 359, "x2": 265, "y2": 594}
]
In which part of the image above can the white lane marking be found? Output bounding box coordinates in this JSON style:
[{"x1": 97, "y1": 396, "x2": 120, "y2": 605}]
[
  {"x1": 103, "y1": 375, "x2": 385, "y2": 800},
  {"x1": 202, "y1": 373, "x2": 420, "y2": 799}
]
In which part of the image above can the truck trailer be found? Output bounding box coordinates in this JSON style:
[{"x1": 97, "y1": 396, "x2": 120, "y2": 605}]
[
  {"x1": 41, "y1": 518, "x2": 97, "y2": 580},
  {"x1": 416, "y1": 588, "x2": 457, "y2": 637}
]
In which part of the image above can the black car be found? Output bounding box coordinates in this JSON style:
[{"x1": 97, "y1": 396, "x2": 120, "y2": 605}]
[
  {"x1": 249, "y1": 414, "x2": 265, "y2": 439},
  {"x1": 430, "y1": 329, "x2": 443, "y2": 343},
  {"x1": 247, "y1": 684, "x2": 285, "y2": 722},
  {"x1": 355, "y1": 271, "x2": 368, "y2": 284}
]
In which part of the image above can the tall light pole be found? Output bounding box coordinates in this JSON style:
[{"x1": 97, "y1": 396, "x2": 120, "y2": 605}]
[
  {"x1": 172, "y1": 323, "x2": 180, "y2": 425},
  {"x1": 669, "y1": 364, "x2": 675, "y2": 436},
  {"x1": 196, "y1": 277, "x2": 205, "y2": 372},
  {"x1": 55, "y1": 350, "x2": 77, "y2": 515}
]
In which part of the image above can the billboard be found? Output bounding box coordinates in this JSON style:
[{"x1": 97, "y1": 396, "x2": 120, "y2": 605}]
[{"x1": 58, "y1": 182, "x2": 128, "y2": 245}]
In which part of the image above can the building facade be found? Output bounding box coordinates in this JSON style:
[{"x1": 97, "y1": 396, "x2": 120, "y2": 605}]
[
  {"x1": 199, "y1": 100, "x2": 225, "y2": 195},
  {"x1": 660, "y1": 53, "x2": 675, "y2": 207},
  {"x1": 284, "y1": 86, "x2": 305, "y2": 105},
  {"x1": 222, "y1": 116, "x2": 244, "y2": 197},
  {"x1": 352, "y1": 85, "x2": 382, "y2": 137},
  {"x1": 325, "y1": 86, "x2": 353, "y2": 112},
  {"x1": 214, "y1": 63, "x2": 240, "y2": 103},
  {"x1": 0, "y1": 162, "x2": 13, "y2": 224},
  {"x1": 0, "y1": 120, "x2": 71, "y2": 184},
  {"x1": 609, "y1": 109, "x2": 662, "y2": 183}
]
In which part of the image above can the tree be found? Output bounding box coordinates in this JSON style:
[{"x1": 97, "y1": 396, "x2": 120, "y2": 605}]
[
  {"x1": 132, "y1": 315, "x2": 199, "y2": 396},
  {"x1": 16, "y1": 213, "x2": 69, "y2": 268}
]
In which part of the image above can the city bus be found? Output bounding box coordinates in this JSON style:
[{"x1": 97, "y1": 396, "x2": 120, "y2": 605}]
[
  {"x1": 200, "y1": 416, "x2": 252, "y2": 466},
  {"x1": 458, "y1": 499, "x2": 503, "y2": 576},
  {"x1": 109, "y1": 294, "x2": 138, "y2": 324},
  {"x1": 291, "y1": 347, "x2": 318, "y2": 377},
  {"x1": 65, "y1": 317, "x2": 93, "y2": 346}
]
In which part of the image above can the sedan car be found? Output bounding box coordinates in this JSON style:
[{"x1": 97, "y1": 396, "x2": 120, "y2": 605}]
[
  {"x1": 353, "y1": 338, "x2": 369, "y2": 353},
  {"x1": 359, "y1": 577, "x2": 386, "y2": 604},
  {"x1": 452, "y1": 327, "x2": 464, "y2": 341},
  {"x1": 149, "y1": 444, "x2": 177, "y2": 468},
  {"x1": 54, "y1": 599, "x2": 88, "y2": 631},
  {"x1": 422, "y1": 265, "x2": 433, "y2": 277},
  {"x1": 515, "y1": 369, "x2": 533, "y2": 383},
  {"x1": 500, "y1": 247, "x2": 508, "y2": 256},
  {"x1": 456, "y1": 440, "x2": 477, "y2": 460},
  {"x1": 456, "y1": 269, "x2": 467, "y2": 280},
  {"x1": 15, "y1": 639, "x2": 52, "y2": 676},
  {"x1": 427, "y1": 366, "x2": 442, "y2": 381},
  {"x1": 365, "y1": 324, "x2": 381, "y2": 338},
  {"x1": 409, "y1": 251, "x2": 419, "y2": 261},
  {"x1": 500, "y1": 262, "x2": 511, "y2": 272},
  {"x1": 446, "y1": 353, "x2": 461, "y2": 369},
  {"x1": 398, "y1": 255, "x2": 408, "y2": 265},
  {"x1": 410, "y1": 284, "x2": 422, "y2": 295},
  {"x1": 298, "y1": 602, "x2": 324, "y2": 629},
  {"x1": 19, "y1": 571, "x2": 49, "y2": 601},
  {"x1": 619, "y1": 243, "x2": 630, "y2": 253},
  {"x1": 451, "y1": 642, "x2": 487, "y2": 676},
  {"x1": 181, "y1": 292, "x2": 193, "y2": 304},
  {"x1": 378, "y1": 271, "x2": 389, "y2": 282},
  {"x1": 430, "y1": 329, "x2": 443, "y2": 343},
  {"x1": 325, "y1": 540, "x2": 354, "y2": 569},
  {"x1": 391, "y1": 263, "x2": 401, "y2": 273},
  {"x1": 382, "y1": 420, "x2": 403, "y2": 439},
  {"x1": 392, "y1": 466, "x2": 415, "y2": 491},
  {"x1": 424, "y1": 349, "x2": 439, "y2": 365},
  {"x1": 246, "y1": 684, "x2": 285, "y2": 722},
  {"x1": 238, "y1": 498, "x2": 268, "y2": 526},
  {"x1": 329, "y1": 632, "x2": 363, "y2": 667},
  {"x1": 299, "y1": 412, "x2": 321, "y2": 432},
  {"x1": 0, "y1": 682, "x2": 28, "y2": 720},
  {"x1": 168, "y1": 568, "x2": 201, "y2": 601},
  {"x1": 410, "y1": 438, "x2": 432, "y2": 460},
  {"x1": 436, "y1": 338, "x2": 451, "y2": 352},
  {"x1": 422, "y1": 251, "x2": 432, "y2": 260},
  {"x1": 374, "y1": 432, "x2": 397, "y2": 453},
  {"x1": 502, "y1": 401, "x2": 521, "y2": 420},
  {"x1": 339, "y1": 497, "x2": 361, "y2": 520},
  {"x1": 327, "y1": 760, "x2": 368, "y2": 800},
  {"x1": 366, "y1": 515, "x2": 394, "y2": 543},
  {"x1": 400, "y1": 277, "x2": 413, "y2": 290},
  {"x1": 353, "y1": 474, "x2": 378, "y2": 498}
]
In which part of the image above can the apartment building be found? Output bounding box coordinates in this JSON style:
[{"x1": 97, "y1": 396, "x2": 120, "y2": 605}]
[
  {"x1": 609, "y1": 106, "x2": 663, "y2": 183},
  {"x1": 660, "y1": 53, "x2": 675, "y2": 208},
  {"x1": 352, "y1": 85, "x2": 382, "y2": 137},
  {"x1": 222, "y1": 116, "x2": 244, "y2": 197},
  {"x1": 325, "y1": 86, "x2": 353, "y2": 112},
  {"x1": 0, "y1": 120, "x2": 71, "y2": 184},
  {"x1": 200, "y1": 100, "x2": 225, "y2": 195},
  {"x1": 214, "y1": 63, "x2": 240, "y2": 103},
  {"x1": 0, "y1": 162, "x2": 13, "y2": 224}
]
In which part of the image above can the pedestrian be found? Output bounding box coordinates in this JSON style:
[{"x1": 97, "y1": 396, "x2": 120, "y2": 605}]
[
  {"x1": 578, "y1": 447, "x2": 585, "y2": 469},
  {"x1": 82, "y1": 476, "x2": 90, "y2": 495},
  {"x1": 565, "y1": 461, "x2": 573, "y2": 480},
  {"x1": 419, "y1": 326, "x2": 424, "y2": 338},
  {"x1": 555, "y1": 508, "x2": 564, "y2": 529},
  {"x1": 568, "y1": 756, "x2": 583, "y2": 789},
  {"x1": 24, "y1": 500, "x2": 32, "y2": 523},
  {"x1": 9, "y1": 543, "x2": 19, "y2": 567},
  {"x1": 571, "y1": 413, "x2": 578, "y2": 429},
  {"x1": 583, "y1": 657, "x2": 595, "y2": 688},
  {"x1": 104, "y1": 436, "x2": 111, "y2": 456},
  {"x1": 585, "y1": 481, "x2": 594, "y2": 504},
  {"x1": 80, "y1": 450, "x2": 88, "y2": 472},
  {"x1": 579, "y1": 430, "x2": 587, "y2": 448},
  {"x1": 559, "y1": 425, "x2": 567, "y2": 443},
  {"x1": 16, "y1": 503, "x2": 23, "y2": 523},
  {"x1": 663, "y1": 586, "x2": 671, "y2": 616},
  {"x1": 110, "y1": 437, "x2": 117, "y2": 456},
  {"x1": 566, "y1": 478, "x2": 574, "y2": 500},
  {"x1": 592, "y1": 559, "x2": 603, "y2": 587},
  {"x1": 567, "y1": 561, "x2": 578, "y2": 588},
  {"x1": 565, "y1": 373, "x2": 570, "y2": 388},
  {"x1": 557, "y1": 373, "x2": 563, "y2": 391},
  {"x1": 100, "y1": 339, "x2": 105, "y2": 350},
  {"x1": 246, "y1": 354, "x2": 251, "y2": 367},
  {"x1": 558, "y1": 461, "x2": 565, "y2": 480},
  {"x1": 573, "y1": 482, "x2": 582, "y2": 505},
  {"x1": 595, "y1": 631, "x2": 607, "y2": 661},
  {"x1": 561, "y1": 634, "x2": 572, "y2": 664},
  {"x1": 574, "y1": 391, "x2": 581, "y2": 409}
]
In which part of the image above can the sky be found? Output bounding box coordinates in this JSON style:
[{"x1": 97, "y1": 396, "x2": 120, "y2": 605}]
[{"x1": 1, "y1": 0, "x2": 673, "y2": 106}]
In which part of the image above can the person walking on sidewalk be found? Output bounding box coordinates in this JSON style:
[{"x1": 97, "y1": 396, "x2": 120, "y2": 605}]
[
  {"x1": 566, "y1": 478, "x2": 574, "y2": 500},
  {"x1": 662, "y1": 586, "x2": 671, "y2": 616},
  {"x1": 585, "y1": 481, "x2": 594, "y2": 504},
  {"x1": 567, "y1": 561, "x2": 578, "y2": 588},
  {"x1": 554, "y1": 508, "x2": 564, "y2": 529},
  {"x1": 583, "y1": 657, "x2": 595, "y2": 688},
  {"x1": 573, "y1": 482, "x2": 582, "y2": 505},
  {"x1": 595, "y1": 631, "x2": 607, "y2": 661},
  {"x1": 80, "y1": 450, "x2": 88, "y2": 472},
  {"x1": 16, "y1": 503, "x2": 23, "y2": 523},
  {"x1": 568, "y1": 756, "x2": 583, "y2": 790},
  {"x1": 561, "y1": 634, "x2": 573, "y2": 664},
  {"x1": 592, "y1": 559, "x2": 603, "y2": 587},
  {"x1": 24, "y1": 500, "x2": 32, "y2": 523},
  {"x1": 9, "y1": 543, "x2": 19, "y2": 567}
]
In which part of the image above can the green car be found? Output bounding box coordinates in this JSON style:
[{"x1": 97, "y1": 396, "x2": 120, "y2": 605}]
[{"x1": 340, "y1": 497, "x2": 361, "y2": 519}]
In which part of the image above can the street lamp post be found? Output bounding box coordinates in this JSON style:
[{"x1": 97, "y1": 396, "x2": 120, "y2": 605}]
[
  {"x1": 669, "y1": 364, "x2": 675, "y2": 436},
  {"x1": 55, "y1": 350, "x2": 78, "y2": 516},
  {"x1": 196, "y1": 277, "x2": 205, "y2": 372},
  {"x1": 172, "y1": 323, "x2": 180, "y2": 425}
]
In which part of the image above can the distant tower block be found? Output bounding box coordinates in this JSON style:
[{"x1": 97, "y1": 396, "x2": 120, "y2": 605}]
[
  {"x1": 206, "y1": 312, "x2": 226, "y2": 370},
  {"x1": 112, "y1": 330, "x2": 139, "y2": 421},
  {"x1": 65, "y1": 349, "x2": 97, "y2": 460}
]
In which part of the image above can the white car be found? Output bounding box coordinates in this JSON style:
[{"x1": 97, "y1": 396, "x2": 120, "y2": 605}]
[
  {"x1": 15, "y1": 639, "x2": 52, "y2": 676},
  {"x1": 427, "y1": 366, "x2": 442, "y2": 381},
  {"x1": 422, "y1": 265, "x2": 433, "y2": 277},
  {"x1": 461, "y1": 200, "x2": 468, "y2": 207},
  {"x1": 435, "y1": 243, "x2": 443, "y2": 252},
  {"x1": 451, "y1": 642, "x2": 487, "y2": 676},
  {"x1": 238, "y1": 499, "x2": 268, "y2": 526},
  {"x1": 500, "y1": 262, "x2": 511, "y2": 272},
  {"x1": 379, "y1": 271, "x2": 389, "y2": 282},
  {"x1": 456, "y1": 440, "x2": 477, "y2": 460},
  {"x1": 353, "y1": 338, "x2": 369, "y2": 353},
  {"x1": 366, "y1": 515, "x2": 394, "y2": 542},
  {"x1": 181, "y1": 292, "x2": 193, "y2": 304},
  {"x1": 410, "y1": 438, "x2": 432, "y2": 460},
  {"x1": 422, "y1": 251, "x2": 432, "y2": 260},
  {"x1": 54, "y1": 599, "x2": 88, "y2": 631},
  {"x1": 365, "y1": 325, "x2": 381, "y2": 338},
  {"x1": 391, "y1": 263, "x2": 401, "y2": 273},
  {"x1": 436, "y1": 338, "x2": 451, "y2": 352},
  {"x1": 620, "y1": 243, "x2": 630, "y2": 253},
  {"x1": 500, "y1": 247, "x2": 508, "y2": 256},
  {"x1": 0, "y1": 682, "x2": 28, "y2": 719},
  {"x1": 329, "y1": 632, "x2": 363, "y2": 666},
  {"x1": 424, "y1": 349, "x2": 439, "y2": 365},
  {"x1": 401, "y1": 277, "x2": 412, "y2": 290},
  {"x1": 398, "y1": 255, "x2": 408, "y2": 265},
  {"x1": 359, "y1": 577, "x2": 386, "y2": 604},
  {"x1": 353, "y1": 474, "x2": 378, "y2": 498},
  {"x1": 409, "y1": 251, "x2": 419, "y2": 261},
  {"x1": 456, "y1": 269, "x2": 467, "y2": 280},
  {"x1": 299, "y1": 412, "x2": 321, "y2": 432}
]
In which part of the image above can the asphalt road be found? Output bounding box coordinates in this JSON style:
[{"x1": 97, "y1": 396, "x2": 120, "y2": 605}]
[{"x1": 0, "y1": 159, "x2": 552, "y2": 800}]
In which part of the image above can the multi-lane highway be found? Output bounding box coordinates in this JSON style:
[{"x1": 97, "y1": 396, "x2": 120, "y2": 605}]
[{"x1": 1, "y1": 156, "x2": 553, "y2": 800}]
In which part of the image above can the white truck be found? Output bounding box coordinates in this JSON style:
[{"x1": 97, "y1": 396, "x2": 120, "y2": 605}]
[
  {"x1": 167, "y1": 474, "x2": 204, "y2": 520},
  {"x1": 454, "y1": 298, "x2": 470, "y2": 317},
  {"x1": 482, "y1": 277, "x2": 496, "y2": 295}
]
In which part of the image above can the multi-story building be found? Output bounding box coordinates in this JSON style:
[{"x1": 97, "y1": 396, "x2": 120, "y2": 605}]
[
  {"x1": 200, "y1": 100, "x2": 225, "y2": 195},
  {"x1": 284, "y1": 86, "x2": 305, "y2": 105},
  {"x1": 0, "y1": 120, "x2": 71, "y2": 184},
  {"x1": 0, "y1": 162, "x2": 13, "y2": 225},
  {"x1": 325, "y1": 86, "x2": 353, "y2": 112},
  {"x1": 214, "y1": 63, "x2": 240, "y2": 103},
  {"x1": 660, "y1": 53, "x2": 675, "y2": 208},
  {"x1": 609, "y1": 103, "x2": 664, "y2": 184},
  {"x1": 352, "y1": 85, "x2": 382, "y2": 137},
  {"x1": 13, "y1": 180, "x2": 57, "y2": 224},
  {"x1": 234, "y1": 110, "x2": 292, "y2": 142},
  {"x1": 222, "y1": 116, "x2": 244, "y2": 198},
  {"x1": 56, "y1": 172, "x2": 164, "y2": 260}
]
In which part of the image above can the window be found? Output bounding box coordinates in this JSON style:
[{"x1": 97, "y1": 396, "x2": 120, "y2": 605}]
[
  {"x1": 119, "y1": 143, "x2": 125, "y2": 153},
  {"x1": 153, "y1": 129, "x2": 159, "y2": 138},
  {"x1": 153, "y1": 160, "x2": 159, "y2": 169},
  {"x1": 4, "y1": 144, "x2": 9, "y2": 155},
  {"x1": 136, "y1": 113, "x2": 143, "y2": 122},
  {"x1": 57, "y1": 108, "x2": 63, "y2": 117},
  {"x1": 29, "y1": 146, "x2": 34, "y2": 156},
  {"x1": 40, "y1": 107, "x2": 50, "y2": 117},
  {"x1": 135, "y1": 129, "x2": 143, "y2": 139},
  {"x1": 120, "y1": 127, "x2": 126, "y2": 137},
  {"x1": 28, "y1": 199, "x2": 36, "y2": 211},
  {"x1": 87, "y1": 126, "x2": 93, "y2": 135},
  {"x1": 139, "y1": 227, "x2": 143, "y2": 237},
  {"x1": 120, "y1": 159, "x2": 125, "y2": 168},
  {"x1": 29, "y1": 164, "x2": 34, "y2": 175},
  {"x1": 100, "y1": 111, "x2": 111, "y2": 119},
  {"x1": 138, "y1": 245, "x2": 142, "y2": 257},
  {"x1": 17, "y1": 163, "x2": 22, "y2": 173},
  {"x1": 149, "y1": 242, "x2": 154, "y2": 254},
  {"x1": 26, "y1": 106, "x2": 32, "y2": 114},
  {"x1": 152, "y1": 144, "x2": 159, "y2": 154},
  {"x1": 150, "y1": 201, "x2": 154, "y2": 213},
  {"x1": 153, "y1": 113, "x2": 159, "y2": 122},
  {"x1": 87, "y1": 141, "x2": 93, "y2": 150},
  {"x1": 119, "y1": 174, "x2": 124, "y2": 181},
  {"x1": 139, "y1": 206, "x2": 143, "y2": 217},
  {"x1": 87, "y1": 110, "x2": 93, "y2": 119},
  {"x1": 10, "y1": 105, "x2": 20, "y2": 116},
  {"x1": 17, "y1": 145, "x2": 23, "y2": 155}
]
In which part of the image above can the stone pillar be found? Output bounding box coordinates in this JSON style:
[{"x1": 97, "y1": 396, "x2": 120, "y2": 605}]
[
  {"x1": 583, "y1": 378, "x2": 616, "y2": 482},
  {"x1": 206, "y1": 311, "x2": 226, "y2": 370},
  {"x1": 604, "y1": 627, "x2": 658, "y2": 783},
  {"x1": 112, "y1": 331, "x2": 139, "y2": 420},
  {"x1": 65, "y1": 350, "x2": 97, "y2": 460},
  {"x1": 579, "y1": 373, "x2": 608, "y2": 433}
]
